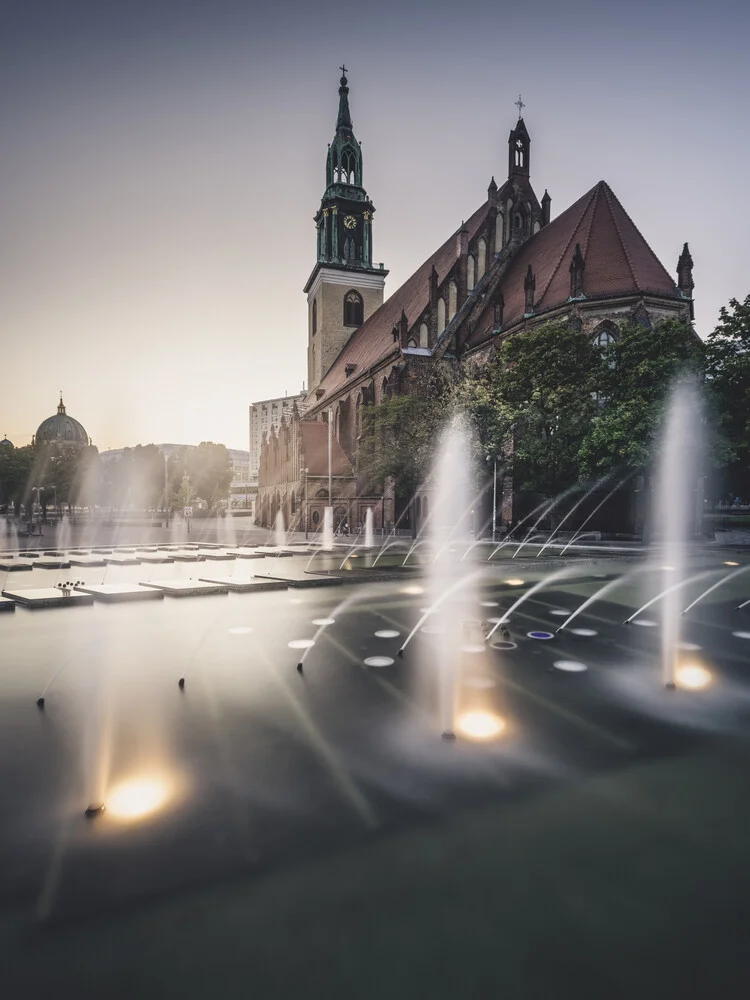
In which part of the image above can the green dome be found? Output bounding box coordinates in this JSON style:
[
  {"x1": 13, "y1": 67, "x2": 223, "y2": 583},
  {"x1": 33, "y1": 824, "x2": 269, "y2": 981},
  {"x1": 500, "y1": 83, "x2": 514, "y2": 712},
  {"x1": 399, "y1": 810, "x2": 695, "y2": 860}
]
[{"x1": 35, "y1": 397, "x2": 89, "y2": 447}]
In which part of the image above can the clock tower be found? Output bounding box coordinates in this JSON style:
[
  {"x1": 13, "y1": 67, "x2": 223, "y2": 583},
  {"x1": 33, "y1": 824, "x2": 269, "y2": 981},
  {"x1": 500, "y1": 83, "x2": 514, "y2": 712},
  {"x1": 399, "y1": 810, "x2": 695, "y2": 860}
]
[{"x1": 304, "y1": 69, "x2": 388, "y2": 392}]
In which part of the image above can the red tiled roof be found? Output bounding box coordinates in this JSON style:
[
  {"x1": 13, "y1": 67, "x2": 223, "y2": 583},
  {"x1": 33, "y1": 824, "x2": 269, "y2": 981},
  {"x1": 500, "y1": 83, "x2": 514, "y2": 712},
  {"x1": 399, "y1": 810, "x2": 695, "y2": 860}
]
[
  {"x1": 300, "y1": 420, "x2": 354, "y2": 477},
  {"x1": 496, "y1": 180, "x2": 678, "y2": 329},
  {"x1": 309, "y1": 200, "x2": 490, "y2": 405}
]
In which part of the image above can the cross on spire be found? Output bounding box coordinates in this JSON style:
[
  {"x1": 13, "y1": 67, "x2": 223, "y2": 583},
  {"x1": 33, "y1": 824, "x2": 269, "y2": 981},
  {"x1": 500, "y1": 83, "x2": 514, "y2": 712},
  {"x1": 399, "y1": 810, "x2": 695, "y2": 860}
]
[
  {"x1": 515, "y1": 94, "x2": 525, "y2": 119},
  {"x1": 339, "y1": 64, "x2": 348, "y2": 78}
]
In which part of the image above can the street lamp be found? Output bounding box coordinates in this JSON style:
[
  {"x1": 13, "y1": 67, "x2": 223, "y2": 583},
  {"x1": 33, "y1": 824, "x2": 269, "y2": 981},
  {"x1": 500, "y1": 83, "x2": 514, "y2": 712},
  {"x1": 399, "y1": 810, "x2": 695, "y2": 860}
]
[
  {"x1": 304, "y1": 468, "x2": 309, "y2": 539},
  {"x1": 486, "y1": 455, "x2": 498, "y2": 543}
]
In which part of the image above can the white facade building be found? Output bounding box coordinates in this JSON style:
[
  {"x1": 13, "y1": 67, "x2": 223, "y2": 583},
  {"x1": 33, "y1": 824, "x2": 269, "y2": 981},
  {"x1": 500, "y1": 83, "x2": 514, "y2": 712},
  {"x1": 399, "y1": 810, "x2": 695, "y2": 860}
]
[{"x1": 249, "y1": 391, "x2": 305, "y2": 480}]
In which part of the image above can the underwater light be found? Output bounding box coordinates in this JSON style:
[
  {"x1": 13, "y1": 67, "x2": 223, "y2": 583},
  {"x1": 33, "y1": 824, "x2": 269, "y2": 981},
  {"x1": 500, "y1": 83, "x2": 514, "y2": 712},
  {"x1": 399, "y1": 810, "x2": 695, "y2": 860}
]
[
  {"x1": 675, "y1": 664, "x2": 712, "y2": 691},
  {"x1": 106, "y1": 777, "x2": 171, "y2": 821},
  {"x1": 456, "y1": 711, "x2": 506, "y2": 740}
]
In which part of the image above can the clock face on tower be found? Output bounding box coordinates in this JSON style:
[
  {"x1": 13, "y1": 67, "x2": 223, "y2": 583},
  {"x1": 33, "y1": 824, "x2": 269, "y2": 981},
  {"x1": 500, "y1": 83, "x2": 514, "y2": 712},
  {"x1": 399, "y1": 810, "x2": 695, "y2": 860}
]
[{"x1": 344, "y1": 215, "x2": 357, "y2": 230}]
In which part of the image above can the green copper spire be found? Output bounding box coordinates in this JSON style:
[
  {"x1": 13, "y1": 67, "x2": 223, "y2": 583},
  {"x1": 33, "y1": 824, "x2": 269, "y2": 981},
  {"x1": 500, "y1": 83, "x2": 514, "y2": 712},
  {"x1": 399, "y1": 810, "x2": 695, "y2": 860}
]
[{"x1": 336, "y1": 65, "x2": 352, "y2": 132}]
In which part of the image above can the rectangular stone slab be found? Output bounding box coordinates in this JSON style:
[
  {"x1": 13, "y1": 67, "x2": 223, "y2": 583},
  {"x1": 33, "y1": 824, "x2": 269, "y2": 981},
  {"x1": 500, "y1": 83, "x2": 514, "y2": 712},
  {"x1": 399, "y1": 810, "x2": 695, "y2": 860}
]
[
  {"x1": 139, "y1": 579, "x2": 228, "y2": 597},
  {"x1": 74, "y1": 584, "x2": 165, "y2": 602},
  {"x1": 170, "y1": 553, "x2": 205, "y2": 562},
  {"x1": 253, "y1": 572, "x2": 343, "y2": 589},
  {"x1": 197, "y1": 551, "x2": 235, "y2": 561},
  {"x1": 69, "y1": 555, "x2": 107, "y2": 567},
  {"x1": 2, "y1": 587, "x2": 94, "y2": 608},
  {"x1": 0, "y1": 595, "x2": 16, "y2": 611},
  {"x1": 235, "y1": 550, "x2": 266, "y2": 559},
  {"x1": 198, "y1": 575, "x2": 288, "y2": 592},
  {"x1": 0, "y1": 560, "x2": 33, "y2": 571},
  {"x1": 137, "y1": 553, "x2": 174, "y2": 563},
  {"x1": 33, "y1": 558, "x2": 72, "y2": 569},
  {"x1": 103, "y1": 555, "x2": 141, "y2": 565}
]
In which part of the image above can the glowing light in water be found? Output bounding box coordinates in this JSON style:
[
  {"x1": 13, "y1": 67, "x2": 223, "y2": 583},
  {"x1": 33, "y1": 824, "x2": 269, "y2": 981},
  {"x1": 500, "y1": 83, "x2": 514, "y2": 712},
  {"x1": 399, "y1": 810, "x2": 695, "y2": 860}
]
[
  {"x1": 504, "y1": 578, "x2": 525, "y2": 586},
  {"x1": 725, "y1": 561, "x2": 739, "y2": 567},
  {"x1": 456, "y1": 711, "x2": 506, "y2": 740},
  {"x1": 312, "y1": 618, "x2": 335, "y2": 626},
  {"x1": 553, "y1": 660, "x2": 588, "y2": 672},
  {"x1": 675, "y1": 664, "x2": 712, "y2": 690},
  {"x1": 364, "y1": 656, "x2": 394, "y2": 668},
  {"x1": 107, "y1": 777, "x2": 171, "y2": 821},
  {"x1": 374, "y1": 630, "x2": 400, "y2": 638},
  {"x1": 288, "y1": 639, "x2": 315, "y2": 649},
  {"x1": 400, "y1": 585, "x2": 424, "y2": 595}
]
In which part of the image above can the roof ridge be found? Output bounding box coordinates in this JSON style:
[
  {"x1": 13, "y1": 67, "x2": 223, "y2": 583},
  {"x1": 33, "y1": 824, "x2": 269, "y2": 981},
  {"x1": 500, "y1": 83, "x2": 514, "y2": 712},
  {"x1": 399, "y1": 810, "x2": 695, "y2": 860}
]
[
  {"x1": 537, "y1": 183, "x2": 599, "y2": 305},
  {"x1": 602, "y1": 181, "x2": 677, "y2": 293},
  {"x1": 580, "y1": 181, "x2": 602, "y2": 260},
  {"x1": 601, "y1": 182, "x2": 638, "y2": 290}
]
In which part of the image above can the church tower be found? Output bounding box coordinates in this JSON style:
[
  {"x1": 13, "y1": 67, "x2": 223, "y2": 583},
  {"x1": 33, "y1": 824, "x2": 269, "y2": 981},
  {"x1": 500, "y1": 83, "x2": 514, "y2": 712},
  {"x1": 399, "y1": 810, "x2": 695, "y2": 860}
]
[{"x1": 303, "y1": 69, "x2": 388, "y2": 392}]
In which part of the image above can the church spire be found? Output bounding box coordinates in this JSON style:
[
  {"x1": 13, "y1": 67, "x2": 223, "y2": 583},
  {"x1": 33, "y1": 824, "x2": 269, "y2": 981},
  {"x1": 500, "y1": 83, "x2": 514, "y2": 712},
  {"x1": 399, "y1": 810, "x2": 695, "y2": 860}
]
[{"x1": 336, "y1": 65, "x2": 353, "y2": 132}]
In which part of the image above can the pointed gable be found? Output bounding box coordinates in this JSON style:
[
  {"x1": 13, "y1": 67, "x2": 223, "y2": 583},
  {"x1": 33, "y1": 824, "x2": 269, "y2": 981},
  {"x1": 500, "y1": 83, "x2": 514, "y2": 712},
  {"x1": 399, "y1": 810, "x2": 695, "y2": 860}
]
[{"x1": 484, "y1": 180, "x2": 678, "y2": 332}]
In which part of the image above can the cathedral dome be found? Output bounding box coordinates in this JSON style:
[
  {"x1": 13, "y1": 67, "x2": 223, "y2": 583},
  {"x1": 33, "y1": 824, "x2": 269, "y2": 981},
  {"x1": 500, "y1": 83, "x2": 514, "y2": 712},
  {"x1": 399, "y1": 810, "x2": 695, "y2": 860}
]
[
  {"x1": 0, "y1": 436, "x2": 13, "y2": 450},
  {"x1": 35, "y1": 396, "x2": 90, "y2": 447}
]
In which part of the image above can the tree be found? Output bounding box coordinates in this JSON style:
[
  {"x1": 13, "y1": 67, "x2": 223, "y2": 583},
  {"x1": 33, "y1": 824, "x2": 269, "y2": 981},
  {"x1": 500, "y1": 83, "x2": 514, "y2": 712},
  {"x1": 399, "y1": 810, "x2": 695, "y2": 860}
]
[
  {"x1": 461, "y1": 321, "x2": 604, "y2": 494},
  {"x1": 579, "y1": 318, "x2": 704, "y2": 478},
  {"x1": 358, "y1": 365, "x2": 454, "y2": 533},
  {"x1": 0, "y1": 443, "x2": 38, "y2": 513},
  {"x1": 186, "y1": 442, "x2": 233, "y2": 510},
  {"x1": 704, "y1": 294, "x2": 750, "y2": 500}
]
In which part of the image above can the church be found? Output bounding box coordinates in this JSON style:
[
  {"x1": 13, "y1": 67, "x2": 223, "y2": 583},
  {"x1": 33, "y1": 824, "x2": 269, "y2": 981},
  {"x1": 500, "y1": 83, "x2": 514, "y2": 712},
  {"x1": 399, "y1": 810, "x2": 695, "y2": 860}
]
[{"x1": 257, "y1": 72, "x2": 694, "y2": 534}]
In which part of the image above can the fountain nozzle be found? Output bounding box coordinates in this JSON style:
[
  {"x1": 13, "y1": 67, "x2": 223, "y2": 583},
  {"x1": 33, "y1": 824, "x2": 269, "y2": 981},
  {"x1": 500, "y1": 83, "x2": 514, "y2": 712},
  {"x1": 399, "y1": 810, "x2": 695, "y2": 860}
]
[
  {"x1": 397, "y1": 648, "x2": 404, "y2": 657},
  {"x1": 442, "y1": 730, "x2": 456, "y2": 741},
  {"x1": 36, "y1": 696, "x2": 45, "y2": 709},
  {"x1": 178, "y1": 677, "x2": 185, "y2": 690},
  {"x1": 84, "y1": 803, "x2": 105, "y2": 818},
  {"x1": 664, "y1": 682, "x2": 676, "y2": 691},
  {"x1": 296, "y1": 662, "x2": 304, "y2": 674}
]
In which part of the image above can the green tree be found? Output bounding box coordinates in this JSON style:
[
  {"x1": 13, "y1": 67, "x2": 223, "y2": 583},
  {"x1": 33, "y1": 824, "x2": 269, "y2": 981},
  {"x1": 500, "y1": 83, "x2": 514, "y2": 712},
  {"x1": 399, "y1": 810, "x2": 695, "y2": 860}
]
[
  {"x1": 704, "y1": 294, "x2": 750, "y2": 499},
  {"x1": 186, "y1": 442, "x2": 233, "y2": 510},
  {"x1": 579, "y1": 318, "x2": 704, "y2": 478},
  {"x1": 461, "y1": 321, "x2": 604, "y2": 494},
  {"x1": 0, "y1": 443, "x2": 38, "y2": 513}
]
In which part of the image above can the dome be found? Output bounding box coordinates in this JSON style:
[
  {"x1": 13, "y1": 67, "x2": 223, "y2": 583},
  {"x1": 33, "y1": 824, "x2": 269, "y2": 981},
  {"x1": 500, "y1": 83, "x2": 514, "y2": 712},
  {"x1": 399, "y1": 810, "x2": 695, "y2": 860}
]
[
  {"x1": 0, "y1": 436, "x2": 13, "y2": 450},
  {"x1": 35, "y1": 396, "x2": 90, "y2": 447}
]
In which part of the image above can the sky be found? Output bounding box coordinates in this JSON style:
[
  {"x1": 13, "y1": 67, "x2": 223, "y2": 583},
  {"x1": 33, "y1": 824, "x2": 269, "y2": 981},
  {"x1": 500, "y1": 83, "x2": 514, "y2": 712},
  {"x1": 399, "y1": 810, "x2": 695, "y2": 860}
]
[{"x1": 1, "y1": 0, "x2": 748, "y2": 451}]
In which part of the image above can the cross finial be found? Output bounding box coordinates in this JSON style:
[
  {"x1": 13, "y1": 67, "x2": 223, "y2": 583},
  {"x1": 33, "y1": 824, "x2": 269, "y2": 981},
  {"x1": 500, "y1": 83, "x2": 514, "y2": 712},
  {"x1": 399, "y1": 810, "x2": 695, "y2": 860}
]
[
  {"x1": 339, "y1": 64, "x2": 348, "y2": 78},
  {"x1": 515, "y1": 94, "x2": 525, "y2": 119}
]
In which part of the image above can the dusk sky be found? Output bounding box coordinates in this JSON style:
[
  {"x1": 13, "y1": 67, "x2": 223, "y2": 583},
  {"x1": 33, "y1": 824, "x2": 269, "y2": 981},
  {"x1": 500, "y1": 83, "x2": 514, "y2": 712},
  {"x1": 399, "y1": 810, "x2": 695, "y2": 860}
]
[{"x1": 1, "y1": 0, "x2": 747, "y2": 451}]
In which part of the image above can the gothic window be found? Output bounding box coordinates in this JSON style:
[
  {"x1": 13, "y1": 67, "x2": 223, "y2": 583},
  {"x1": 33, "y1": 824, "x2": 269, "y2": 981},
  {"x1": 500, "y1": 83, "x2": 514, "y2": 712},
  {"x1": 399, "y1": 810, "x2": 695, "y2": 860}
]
[
  {"x1": 514, "y1": 212, "x2": 523, "y2": 234},
  {"x1": 423, "y1": 495, "x2": 428, "y2": 518},
  {"x1": 381, "y1": 377, "x2": 388, "y2": 401},
  {"x1": 312, "y1": 298, "x2": 317, "y2": 335},
  {"x1": 595, "y1": 329, "x2": 616, "y2": 349},
  {"x1": 477, "y1": 238, "x2": 487, "y2": 279},
  {"x1": 343, "y1": 290, "x2": 364, "y2": 327},
  {"x1": 467, "y1": 255, "x2": 476, "y2": 291},
  {"x1": 448, "y1": 281, "x2": 458, "y2": 321},
  {"x1": 407, "y1": 336, "x2": 417, "y2": 348},
  {"x1": 339, "y1": 146, "x2": 356, "y2": 183},
  {"x1": 515, "y1": 138, "x2": 524, "y2": 168},
  {"x1": 419, "y1": 322, "x2": 428, "y2": 348},
  {"x1": 343, "y1": 237, "x2": 356, "y2": 262},
  {"x1": 416, "y1": 496, "x2": 422, "y2": 518},
  {"x1": 495, "y1": 213, "x2": 504, "y2": 252},
  {"x1": 312, "y1": 510, "x2": 320, "y2": 526},
  {"x1": 316, "y1": 488, "x2": 329, "y2": 498},
  {"x1": 437, "y1": 297, "x2": 446, "y2": 335}
]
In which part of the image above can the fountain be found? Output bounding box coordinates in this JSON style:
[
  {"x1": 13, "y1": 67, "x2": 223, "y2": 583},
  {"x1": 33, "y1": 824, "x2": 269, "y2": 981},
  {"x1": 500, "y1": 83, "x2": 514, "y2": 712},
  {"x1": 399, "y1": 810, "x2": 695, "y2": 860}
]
[
  {"x1": 654, "y1": 379, "x2": 703, "y2": 688},
  {"x1": 322, "y1": 507, "x2": 334, "y2": 551},
  {"x1": 274, "y1": 510, "x2": 286, "y2": 549},
  {"x1": 364, "y1": 508, "x2": 374, "y2": 549}
]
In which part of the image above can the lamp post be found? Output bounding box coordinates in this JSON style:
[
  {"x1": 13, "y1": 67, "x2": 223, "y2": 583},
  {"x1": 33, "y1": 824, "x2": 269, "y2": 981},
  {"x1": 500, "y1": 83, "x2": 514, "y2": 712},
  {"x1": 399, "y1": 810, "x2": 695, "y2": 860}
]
[
  {"x1": 486, "y1": 455, "x2": 498, "y2": 543},
  {"x1": 304, "y1": 468, "x2": 309, "y2": 539}
]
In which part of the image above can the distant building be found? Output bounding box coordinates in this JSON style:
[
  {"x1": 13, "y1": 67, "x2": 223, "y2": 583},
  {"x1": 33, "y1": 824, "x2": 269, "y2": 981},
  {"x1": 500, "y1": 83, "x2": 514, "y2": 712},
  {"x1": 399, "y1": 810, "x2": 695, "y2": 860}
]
[
  {"x1": 249, "y1": 391, "x2": 305, "y2": 480},
  {"x1": 34, "y1": 396, "x2": 91, "y2": 448}
]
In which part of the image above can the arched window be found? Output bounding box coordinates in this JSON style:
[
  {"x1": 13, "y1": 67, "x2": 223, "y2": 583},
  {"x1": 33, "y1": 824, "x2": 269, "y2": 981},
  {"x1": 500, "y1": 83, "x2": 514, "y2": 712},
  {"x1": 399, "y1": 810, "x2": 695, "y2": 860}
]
[
  {"x1": 343, "y1": 290, "x2": 363, "y2": 327},
  {"x1": 312, "y1": 298, "x2": 317, "y2": 335},
  {"x1": 448, "y1": 281, "x2": 458, "y2": 321},
  {"x1": 416, "y1": 496, "x2": 422, "y2": 518},
  {"x1": 467, "y1": 255, "x2": 476, "y2": 291},
  {"x1": 437, "y1": 297, "x2": 446, "y2": 335},
  {"x1": 419, "y1": 322, "x2": 428, "y2": 348},
  {"x1": 514, "y1": 212, "x2": 523, "y2": 234},
  {"x1": 381, "y1": 377, "x2": 389, "y2": 401},
  {"x1": 595, "y1": 328, "x2": 616, "y2": 349},
  {"x1": 316, "y1": 488, "x2": 329, "y2": 498},
  {"x1": 343, "y1": 237, "x2": 356, "y2": 262},
  {"x1": 477, "y1": 238, "x2": 487, "y2": 279},
  {"x1": 423, "y1": 495, "x2": 428, "y2": 518},
  {"x1": 495, "y1": 213, "x2": 504, "y2": 252},
  {"x1": 312, "y1": 510, "x2": 320, "y2": 526}
]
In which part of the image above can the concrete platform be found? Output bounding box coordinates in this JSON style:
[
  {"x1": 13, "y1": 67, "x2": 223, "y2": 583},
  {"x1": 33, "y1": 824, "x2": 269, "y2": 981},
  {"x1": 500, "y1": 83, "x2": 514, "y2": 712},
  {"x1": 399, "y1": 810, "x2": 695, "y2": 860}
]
[
  {"x1": 43, "y1": 550, "x2": 65, "y2": 557},
  {"x1": 198, "y1": 575, "x2": 288, "y2": 592},
  {"x1": 75, "y1": 583, "x2": 165, "y2": 603},
  {"x1": 135, "y1": 547, "x2": 159, "y2": 553},
  {"x1": 103, "y1": 554, "x2": 142, "y2": 565},
  {"x1": 0, "y1": 559, "x2": 33, "y2": 571},
  {"x1": 34, "y1": 558, "x2": 72, "y2": 569},
  {"x1": 254, "y1": 547, "x2": 294, "y2": 557},
  {"x1": 170, "y1": 552, "x2": 205, "y2": 562},
  {"x1": 91, "y1": 548, "x2": 113, "y2": 554},
  {"x1": 235, "y1": 550, "x2": 266, "y2": 559},
  {"x1": 69, "y1": 555, "x2": 107, "y2": 567},
  {"x1": 140, "y1": 579, "x2": 228, "y2": 597},
  {"x1": 138, "y1": 553, "x2": 174, "y2": 564},
  {"x1": 253, "y1": 571, "x2": 343, "y2": 589},
  {"x1": 0, "y1": 595, "x2": 15, "y2": 611},
  {"x1": 1, "y1": 587, "x2": 95, "y2": 608},
  {"x1": 197, "y1": 550, "x2": 236, "y2": 561}
]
